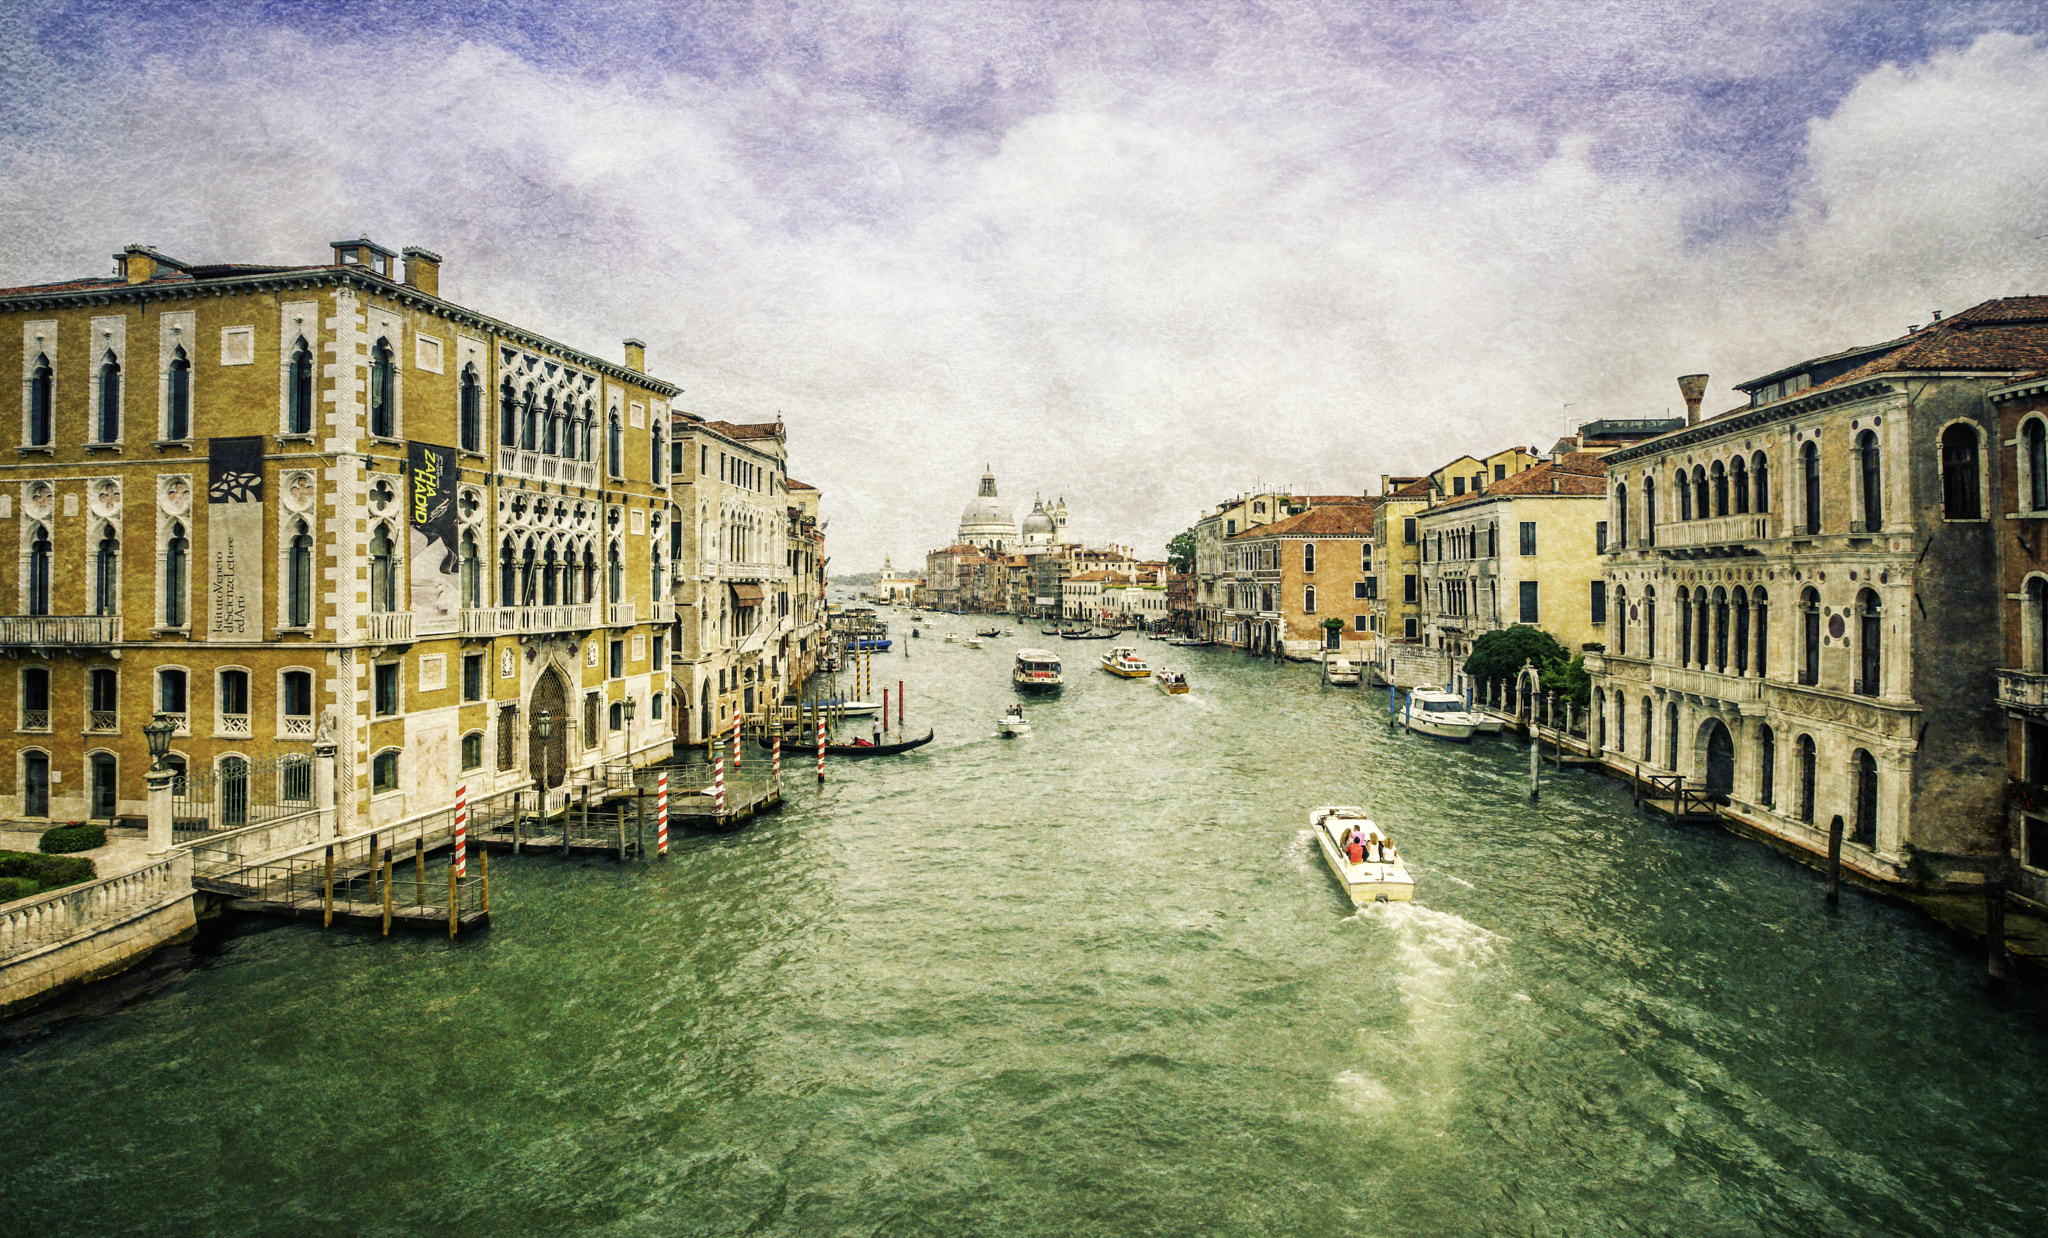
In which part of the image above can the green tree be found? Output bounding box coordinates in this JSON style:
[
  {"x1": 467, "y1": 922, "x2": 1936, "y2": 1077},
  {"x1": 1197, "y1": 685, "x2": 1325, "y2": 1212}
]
[
  {"x1": 1462, "y1": 625, "x2": 1568, "y2": 687},
  {"x1": 1540, "y1": 653, "x2": 1592, "y2": 711},
  {"x1": 1167, "y1": 527, "x2": 1196, "y2": 573}
]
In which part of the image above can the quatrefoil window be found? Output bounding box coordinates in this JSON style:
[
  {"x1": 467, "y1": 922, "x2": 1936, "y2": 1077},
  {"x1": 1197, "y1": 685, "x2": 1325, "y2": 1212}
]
[{"x1": 368, "y1": 479, "x2": 396, "y2": 513}]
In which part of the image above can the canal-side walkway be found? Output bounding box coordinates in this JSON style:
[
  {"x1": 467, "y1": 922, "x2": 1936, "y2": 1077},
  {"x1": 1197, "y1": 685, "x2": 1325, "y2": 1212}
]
[{"x1": 1476, "y1": 701, "x2": 2048, "y2": 981}]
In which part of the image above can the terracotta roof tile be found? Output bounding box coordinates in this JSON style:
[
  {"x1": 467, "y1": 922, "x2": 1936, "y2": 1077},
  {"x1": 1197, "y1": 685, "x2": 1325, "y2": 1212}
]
[
  {"x1": 1227, "y1": 504, "x2": 1377, "y2": 539},
  {"x1": 1432, "y1": 459, "x2": 1608, "y2": 508}
]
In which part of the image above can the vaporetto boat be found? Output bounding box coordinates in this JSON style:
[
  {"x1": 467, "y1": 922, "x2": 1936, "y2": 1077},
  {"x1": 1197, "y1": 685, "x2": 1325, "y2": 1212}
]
[{"x1": 1013, "y1": 648, "x2": 1064, "y2": 694}]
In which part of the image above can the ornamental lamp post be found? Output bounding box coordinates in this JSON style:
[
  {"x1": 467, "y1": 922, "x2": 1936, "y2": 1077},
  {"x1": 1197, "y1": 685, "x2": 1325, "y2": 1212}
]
[
  {"x1": 144, "y1": 713, "x2": 176, "y2": 855},
  {"x1": 624, "y1": 696, "x2": 637, "y2": 761},
  {"x1": 534, "y1": 708, "x2": 553, "y2": 831}
]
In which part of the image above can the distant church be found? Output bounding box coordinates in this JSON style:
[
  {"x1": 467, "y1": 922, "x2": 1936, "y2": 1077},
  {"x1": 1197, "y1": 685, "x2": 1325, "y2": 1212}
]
[{"x1": 956, "y1": 468, "x2": 1066, "y2": 553}]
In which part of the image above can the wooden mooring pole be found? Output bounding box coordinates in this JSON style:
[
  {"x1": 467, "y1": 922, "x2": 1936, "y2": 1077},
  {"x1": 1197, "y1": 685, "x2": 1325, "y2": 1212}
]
[
  {"x1": 1528, "y1": 737, "x2": 1540, "y2": 802},
  {"x1": 448, "y1": 865, "x2": 459, "y2": 939},
  {"x1": 1825, "y1": 814, "x2": 1844, "y2": 907},
  {"x1": 415, "y1": 836, "x2": 426, "y2": 906},
  {"x1": 382, "y1": 856, "x2": 394, "y2": 936},
  {"x1": 322, "y1": 845, "x2": 336, "y2": 928}
]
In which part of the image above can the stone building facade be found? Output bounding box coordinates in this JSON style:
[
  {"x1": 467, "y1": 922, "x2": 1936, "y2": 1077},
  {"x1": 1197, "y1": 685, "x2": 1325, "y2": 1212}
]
[
  {"x1": 0, "y1": 238, "x2": 680, "y2": 832},
  {"x1": 1989, "y1": 369, "x2": 2048, "y2": 906},
  {"x1": 1589, "y1": 298, "x2": 2048, "y2": 884}
]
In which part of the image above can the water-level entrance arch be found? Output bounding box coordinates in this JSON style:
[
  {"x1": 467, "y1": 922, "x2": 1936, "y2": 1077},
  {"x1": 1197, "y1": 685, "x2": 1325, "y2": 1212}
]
[
  {"x1": 1701, "y1": 717, "x2": 1735, "y2": 796},
  {"x1": 529, "y1": 666, "x2": 568, "y2": 789}
]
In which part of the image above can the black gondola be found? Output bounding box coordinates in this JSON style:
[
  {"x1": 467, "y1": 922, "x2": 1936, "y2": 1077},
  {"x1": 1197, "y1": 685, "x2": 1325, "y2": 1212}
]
[{"x1": 756, "y1": 727, "x2": 935, "y2": 757}]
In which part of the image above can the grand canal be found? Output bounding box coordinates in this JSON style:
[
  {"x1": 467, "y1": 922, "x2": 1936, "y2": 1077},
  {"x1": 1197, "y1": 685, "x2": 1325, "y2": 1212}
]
[{"x1": 5, "y1": 628, "x2": 2047, "y2": 1236}]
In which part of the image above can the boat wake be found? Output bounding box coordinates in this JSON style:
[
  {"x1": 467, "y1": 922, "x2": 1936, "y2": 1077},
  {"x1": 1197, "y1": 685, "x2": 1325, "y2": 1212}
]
[{"x1": 1346, "y1": 901, "x2": 1504, "y2": 975}]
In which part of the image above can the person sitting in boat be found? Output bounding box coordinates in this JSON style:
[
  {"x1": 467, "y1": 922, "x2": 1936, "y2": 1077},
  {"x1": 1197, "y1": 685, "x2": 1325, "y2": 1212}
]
[
  {"x1": 852, "y1": 735, "x2": 874, "y2": 747},
  {"x1": 1345, "y1": 831, "x2": 1366, "y2": 865}
]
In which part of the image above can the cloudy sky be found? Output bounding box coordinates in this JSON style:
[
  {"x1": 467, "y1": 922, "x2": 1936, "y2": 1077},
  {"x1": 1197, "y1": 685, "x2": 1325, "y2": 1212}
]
[{"x1": 5, "y1": 1, "x2": 2048, "y2": 572}]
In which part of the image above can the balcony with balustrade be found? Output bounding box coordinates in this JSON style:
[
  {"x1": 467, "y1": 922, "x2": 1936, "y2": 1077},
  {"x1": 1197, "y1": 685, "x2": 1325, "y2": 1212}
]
[
  {"x1": 1998, "y1": 668, "x2": 2048, "y2": 715},
  {"x1": 363, "y1": 611, "x2": 414, "y2": 644},
  {"x1": 0, "y1": 615, "x2": 123, "y2": 646},
  {"x1": 499, "y1": 447, "x2": 601, "y2": 489},
  {"x1": 1651, "y1": 662, "x2": 1765, "y2": 711},
  {"x1": 494, "y1": 604, "x2": 597, "y2": 635},
  {"x1": 1655, "y1": 513, "x2": 1773, "y2": 555}
]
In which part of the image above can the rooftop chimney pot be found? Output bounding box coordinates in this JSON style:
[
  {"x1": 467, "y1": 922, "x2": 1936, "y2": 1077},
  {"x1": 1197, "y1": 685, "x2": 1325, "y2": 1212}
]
[
  {"x1": 624, "y1": 338, "x2": 646, "y2": 373},
  {"x1": 1677, "y1": 373, "x2": 1709, "y2": 427}
]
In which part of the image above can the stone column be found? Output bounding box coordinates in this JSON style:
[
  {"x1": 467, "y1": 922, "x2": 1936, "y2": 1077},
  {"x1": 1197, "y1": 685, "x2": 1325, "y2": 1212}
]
[
  {"x1": 146, "y1": 766, "x2": 175, "y2": 856},
  {"x1": 313, "y1": 738, "x2": 338, "y2": 837}
]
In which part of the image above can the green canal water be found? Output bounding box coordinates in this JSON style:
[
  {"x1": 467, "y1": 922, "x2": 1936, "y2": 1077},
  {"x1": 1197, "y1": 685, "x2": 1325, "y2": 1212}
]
[{"x1": 5, "y1": 630, "x2": 2048, "y2": 1236}]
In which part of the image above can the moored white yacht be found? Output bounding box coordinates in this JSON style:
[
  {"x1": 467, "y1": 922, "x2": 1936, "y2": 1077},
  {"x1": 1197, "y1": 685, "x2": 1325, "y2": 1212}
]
[
  {"x1": 1403, "y1": 687, "x2": 1483, "y2": 741},
  {"x1": 1310, "y1": 806, "x2": 1415, "y2": 905}
]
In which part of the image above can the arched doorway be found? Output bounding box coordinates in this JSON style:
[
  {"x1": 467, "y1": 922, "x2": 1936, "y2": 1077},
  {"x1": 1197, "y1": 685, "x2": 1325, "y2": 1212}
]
[
  {"x1": 1702, "y1": 719, "x2": 1734, "y2": 797},
  {"x1": 528, "y1": 667, "x2": 568, "y2": 789}
]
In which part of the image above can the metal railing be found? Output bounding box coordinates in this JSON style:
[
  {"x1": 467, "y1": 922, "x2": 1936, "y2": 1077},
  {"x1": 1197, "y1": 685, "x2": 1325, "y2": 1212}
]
[
  {"x1": 0, "y1": 615, "x2": 123, "y2": 645},
  {"x1": 1, "y1": 851, "x2": 189, "y2": 961},
  {"x1": 173, "y1": 751, "x2": 317, "y2": 840}
]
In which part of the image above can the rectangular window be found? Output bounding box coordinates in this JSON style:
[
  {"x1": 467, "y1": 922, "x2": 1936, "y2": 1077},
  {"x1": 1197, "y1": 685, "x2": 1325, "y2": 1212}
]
[
  {"x1": 2026, "y1": 816, "x2": 2048, "y2": 871},
  {"x1": 1519, "y1": 581, "x2": 1539, "y2": 623},
  {"x1": 1354, "y1": 614, "x2": 1368, "y2": 632},
  {"x1": 609, "y1": 639, "x2": 624, "y2": 679},
  {"x1": 372, "y1": 749, "x2": 399, "y2": 792},
  {"x1": 1403, "y1": 575, "x2": 1417, "y2": 604},
  {"x1": 461, "y1": 732, "x2": 483, "y2": 770},
  {"x1": 584, "y1": 692, "x2": 599, "y2": 747},
  {"x1": 1596, "y1": 521, "x2": 1608, "y2": 553},
  {"x1": 2028, "y1": 721, "x2": 2048, "y2": 784},
  {"x1": 21, "y1": 667, "x2": 50, "y2": 730},
  {"x1": 1403, "y1": 517, "x2": 1416, "y2": 544},
  {"x1": 498, "y1": 705, "x2": 518, "y2": 769},
  {"x1": 462, "y1": 653, "x2": 484, "y2": 702},
  {"x1": 651, "y1": 692, "x2": 664, "y2": 720},
  {"x1": 1452, "y1": 476, "x2": 1465, "y2": 496},
  {"x1": 1590, "y1": 581, "x2": 1607, "y2": 625},
  {"x1": 653, "y1": 634, "x2": 665, "y2": 667},
  {"x1": 159, "y1": 668, "x2": 187, "y2": 714},
  {"x1": 1403, "y1": 616, "x2": 1418, "y2": 640},
  {"x1": 1495, "y1": 464, "x2": 1506, "y2": 480},
  {"x1": 374, "y1": 663, "x2": 400, "y2": 715},
  {"x1": 1519, "y1": 522, "x2": 1537, "y2": 556},
  {"x1": 1354, "y1": 581, "x2": 1368, "y2": 600}
]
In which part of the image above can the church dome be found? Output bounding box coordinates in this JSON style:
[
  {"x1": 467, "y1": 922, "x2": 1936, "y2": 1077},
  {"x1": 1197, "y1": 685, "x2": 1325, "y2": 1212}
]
[
  {"x1": 958, "y1": 469, "x2": 1015, "y2": 545},
  {"x1": 1021, "y1": 498, "x2": 1055, "y2": 535}
]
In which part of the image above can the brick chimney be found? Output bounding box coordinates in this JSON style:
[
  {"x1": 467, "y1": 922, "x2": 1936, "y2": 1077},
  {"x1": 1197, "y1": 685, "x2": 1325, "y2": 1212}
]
[
  {"x1": 1677, "y1": 374, "x2": 1709, "y2": 426},
  {"x1": 402, "y1": 247, "x2": 442, "y2": 296},
  {"x1": 624, "y1": 339, "x2": 646, "y2": 373}
]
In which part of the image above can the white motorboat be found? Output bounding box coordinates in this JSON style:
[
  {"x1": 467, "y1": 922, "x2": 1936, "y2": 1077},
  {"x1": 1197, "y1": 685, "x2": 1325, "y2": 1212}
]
[
  {"x1": 1310, "y1": 806, "x2": 1415, "y2": 905},
  {"x1": 965, "y1": 635, "x2": 984, "y2": 648},
  {"x1": 943, "y1": 632, "x2": 958, "y2": 643},
  {"x1": 1323, "y1": 656, "x2": 1360, "y2": 686},
  {"x1": 824, "y1": 699, "x2": 882, "y2": 718},
  {"x1": 1403, "y1": 687, "x2": 1483, "y2": 741},
  {"x1": 1155, "y1": 667, "x2": 1189, "y2": 694},
  {"x1": 1013, "y1": 648, "x2": 1064, "y2": 694},
  {"x1": 1100, "y1": 645, "x2": 1151, "y2": 678},
  {"x1": 997, "y1": 704, "x2": 1031, "y2": 737}
]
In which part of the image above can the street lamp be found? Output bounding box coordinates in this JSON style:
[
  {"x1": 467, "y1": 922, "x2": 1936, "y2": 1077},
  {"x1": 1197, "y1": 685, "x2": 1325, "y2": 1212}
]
[
  {"x1": 144, "y1": 713, "x2": 174, "y2": 772},
  {"x1": 623, "y1": 696, "x2": 636, "y2": 759}
]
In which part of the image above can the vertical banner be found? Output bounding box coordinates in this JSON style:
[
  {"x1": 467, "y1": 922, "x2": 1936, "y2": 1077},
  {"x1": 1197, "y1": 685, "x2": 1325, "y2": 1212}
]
[
  {"x1": 207, "y1": 436, "x2": 265, "y2": 637},
  {"x1": 408, "y1": 440, "x2": 460, "y2": 635}
]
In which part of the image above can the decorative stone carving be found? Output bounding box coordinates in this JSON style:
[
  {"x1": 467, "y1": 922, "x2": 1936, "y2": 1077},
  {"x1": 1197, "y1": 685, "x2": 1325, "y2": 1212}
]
[{"x1": 284, "y1": 471, "x2": 316, "y2": 513}]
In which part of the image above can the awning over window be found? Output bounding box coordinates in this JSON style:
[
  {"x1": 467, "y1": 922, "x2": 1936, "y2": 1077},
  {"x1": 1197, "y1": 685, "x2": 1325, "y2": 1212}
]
[{"x1": 731, "y1": 583, "x2": 764, "y2": 606}]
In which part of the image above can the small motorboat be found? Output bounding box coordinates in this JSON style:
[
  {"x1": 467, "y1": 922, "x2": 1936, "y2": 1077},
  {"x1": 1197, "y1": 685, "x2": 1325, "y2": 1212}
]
[
  {"x1": 817, "y1": 698, "x2": 882, "y2": 717},
  {"x1": 997, "y1": 704, "x2": 1031, "y2": 737},
  {"x1": 1322, "y1": 656, "x2": 1360, "y2": 686},
  {"x1": 844, "y1": 636, "x2": 892, "y2": 652},
  {"x1": 1155, "y1": 667, "x2": 1189, "y2": 694},
  {"x1": 1310, "y1": 806, "x2": 1414, "y2": 905},
  {"x1": 1100, "y1": 646, "x2": 1151, "y2": 678},
  {"x1": 965, "y1": 636, "x2": 984, "y2": 649},
  {"x1": 944, "y1": 633, "x2": 958, "y2": 643},
  {"x1": 1403, "y1": 687, "x2": 1484, "y2": 742}
]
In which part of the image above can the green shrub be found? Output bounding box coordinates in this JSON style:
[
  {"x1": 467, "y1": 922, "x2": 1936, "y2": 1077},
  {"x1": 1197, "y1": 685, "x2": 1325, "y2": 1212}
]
[
  {"x1": 38, "y1": 822, "x2": 106, "y2": 854},
  {"x1": 0, "y1": 850, "x2": 96, "y2": 891},
  {"x1": 0, "y1": 876, "x2": 41, "y2": 902}
]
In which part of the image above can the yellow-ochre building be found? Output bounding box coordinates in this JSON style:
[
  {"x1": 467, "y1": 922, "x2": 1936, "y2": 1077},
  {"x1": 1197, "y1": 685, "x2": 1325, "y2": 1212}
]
[{"x1": 0, "y1": 238, "x2": 711, "y2": 834}]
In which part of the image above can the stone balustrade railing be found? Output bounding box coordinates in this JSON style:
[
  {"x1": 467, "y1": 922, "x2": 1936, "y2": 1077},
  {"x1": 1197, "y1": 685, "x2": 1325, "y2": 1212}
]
[{"x1": 0, "y1": 851, "x2": 190, "y2": 961}]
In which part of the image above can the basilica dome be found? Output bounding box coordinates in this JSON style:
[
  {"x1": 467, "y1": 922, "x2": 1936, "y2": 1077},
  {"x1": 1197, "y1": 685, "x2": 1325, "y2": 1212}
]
[{"x1": 957, "y1": 468, "x2": 1016, "y2": 550}]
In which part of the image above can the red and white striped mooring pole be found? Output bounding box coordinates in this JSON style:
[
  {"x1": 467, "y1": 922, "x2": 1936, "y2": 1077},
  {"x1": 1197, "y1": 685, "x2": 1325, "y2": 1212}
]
[
  {"x1": 817, "y1": 714, "x2": 826, "y2": 783},
  {"x1": 713, "y1": 755, "x2": 726, "y2": 815},
  {"x1": 732, "y1": 706, "x2": 741, "y2": 771},
  {"x1": 453, "y1": 783, "x2": 468, "y2": 877},
  {"x1": 656, "y1": 771, "x2": 669, "y2": 858}
]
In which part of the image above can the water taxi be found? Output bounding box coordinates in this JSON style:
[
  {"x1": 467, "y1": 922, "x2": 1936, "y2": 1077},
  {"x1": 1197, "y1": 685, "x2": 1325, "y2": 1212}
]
[
  {"x1": 1100, "y1": 646, "x2": 1151, "y2": 678},
  {"x1": 1322, "y1": 655, "x2": 1360, "y2": 686},
  {"x1": 1310, "y1": 806, "x2": 1414, "y2": 904},
  {"x1": 997, "y1": 703, "x2": 1031, "y2": 737},
  {"x1": 1403, "y1": 687, "x2": 1484, "y2": 741},
  {"x1": 1155, "y1": 667, "x2": 1189, "y2": 694},
  {"x1": 1013, "y1": 648, "x2": 1064, "y2": 694}
]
